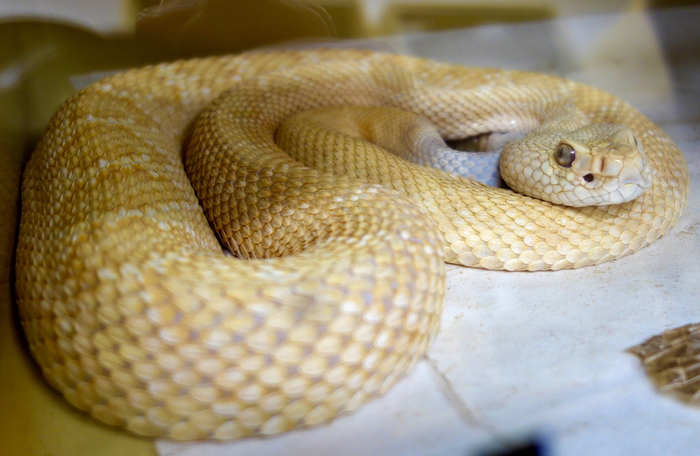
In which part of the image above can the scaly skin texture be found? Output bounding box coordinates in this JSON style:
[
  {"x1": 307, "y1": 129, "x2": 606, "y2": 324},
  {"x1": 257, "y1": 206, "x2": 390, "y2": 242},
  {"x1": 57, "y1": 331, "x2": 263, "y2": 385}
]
[
  {"x1": 15, "y1": 49, "x2": 689, "y2": 440},
  {"x1": 628, "y1": 324, "x2": 700, "y2": 406},
  {"x1": 277, "y1": 106, "x2": 505, "y2": 186}
]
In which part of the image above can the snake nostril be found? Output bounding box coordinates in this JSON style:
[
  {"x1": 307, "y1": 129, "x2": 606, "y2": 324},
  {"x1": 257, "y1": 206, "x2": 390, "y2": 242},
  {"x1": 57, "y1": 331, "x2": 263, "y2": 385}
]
[{"x1": 583, "y1": 173, "x2": 594, "y2": 183}]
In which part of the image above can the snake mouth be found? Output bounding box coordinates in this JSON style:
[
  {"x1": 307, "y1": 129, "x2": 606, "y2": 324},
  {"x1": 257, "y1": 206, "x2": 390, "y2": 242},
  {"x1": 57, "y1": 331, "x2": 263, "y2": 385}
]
[{"x1": 613, "y1": 181, "x2": 647, "y2": 203}]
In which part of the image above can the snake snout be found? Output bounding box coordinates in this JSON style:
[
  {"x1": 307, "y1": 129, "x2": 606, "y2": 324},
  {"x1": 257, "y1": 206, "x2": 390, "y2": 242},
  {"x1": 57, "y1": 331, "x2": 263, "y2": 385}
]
[
  {"x1": 619, "y1": 143, "x2": 653, "y2": 187},
  {"x1": 608, "y1": 156, "x2": 653, "y2": 203},
  {"x1": 586, "y1": 129, "x2": 652, "y2": 201},
  {"x1": 619, "y1": 163, "x2": 649, "y2": 186},
  {"x1": 618, "y1": 181, "x2": 646, "y2": 202}
]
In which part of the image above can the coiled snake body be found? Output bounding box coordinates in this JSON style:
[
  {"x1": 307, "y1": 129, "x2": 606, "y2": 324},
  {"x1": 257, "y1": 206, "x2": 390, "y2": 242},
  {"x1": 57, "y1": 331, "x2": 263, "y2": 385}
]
[{"x1": 16, "y1": 49, "x2": 688, "y2": 440}]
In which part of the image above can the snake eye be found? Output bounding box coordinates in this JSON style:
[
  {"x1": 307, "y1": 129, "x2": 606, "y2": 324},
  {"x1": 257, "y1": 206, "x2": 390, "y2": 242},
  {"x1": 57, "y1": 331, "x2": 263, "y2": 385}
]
[{"x1": 555, "y1": 143, "x2": 575, "y2": 168}]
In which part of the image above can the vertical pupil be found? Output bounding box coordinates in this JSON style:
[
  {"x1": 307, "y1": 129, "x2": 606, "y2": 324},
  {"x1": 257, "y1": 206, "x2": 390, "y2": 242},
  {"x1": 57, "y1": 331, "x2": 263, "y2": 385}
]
[{"x1": 556, "y1": 144, "x2": 574, "y2": 167}]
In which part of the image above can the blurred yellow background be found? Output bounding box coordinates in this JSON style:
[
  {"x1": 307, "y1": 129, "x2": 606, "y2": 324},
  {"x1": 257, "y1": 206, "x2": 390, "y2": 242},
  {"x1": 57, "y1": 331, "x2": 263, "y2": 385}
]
[{"x1": 2, "y1": 0, "x2": 699, "y2": 37}]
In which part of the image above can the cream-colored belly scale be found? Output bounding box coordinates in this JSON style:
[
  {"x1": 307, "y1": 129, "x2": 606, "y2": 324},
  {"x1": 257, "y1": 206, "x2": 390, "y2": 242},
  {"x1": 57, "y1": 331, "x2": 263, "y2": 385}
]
[{"x1": 15, "y1": 49, "x2": 688, "y2": 440}]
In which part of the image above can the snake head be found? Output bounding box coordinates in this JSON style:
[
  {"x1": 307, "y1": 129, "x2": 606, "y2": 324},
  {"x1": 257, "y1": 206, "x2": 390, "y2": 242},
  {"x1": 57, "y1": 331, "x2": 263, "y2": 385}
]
[
  {"x1": 553, "y1": 126, "x2": 653, "y2": 206},
  {"x1": 500, "y1": 124, "x2": 653, "y2": 207}
]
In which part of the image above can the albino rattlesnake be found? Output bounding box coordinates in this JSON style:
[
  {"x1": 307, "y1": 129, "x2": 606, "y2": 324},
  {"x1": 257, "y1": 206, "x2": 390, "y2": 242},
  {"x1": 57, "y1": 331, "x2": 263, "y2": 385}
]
[{"x1": 16, "y1": 49, "x2": 688, "y2": 440}]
